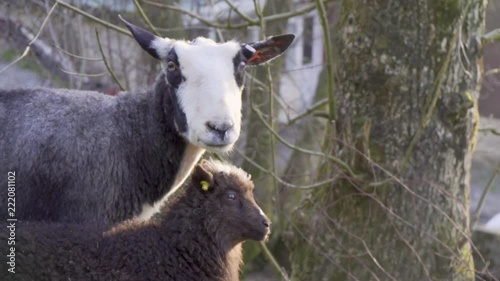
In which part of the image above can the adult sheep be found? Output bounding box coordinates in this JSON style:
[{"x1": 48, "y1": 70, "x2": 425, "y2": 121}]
[
  {"x1": 1, "y1": 160, "x2": 270, "y2": 281},
  {"x1": 0, "y1": 17, "x2": 294, "y2": 223}
]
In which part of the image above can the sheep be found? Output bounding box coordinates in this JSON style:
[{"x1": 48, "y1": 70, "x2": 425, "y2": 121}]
[
  {"x1": 0, "y1": 17, "x2": 294, "y2": 224},
  {"x1": 1, "y1": 160, "x2": 270, "y2": 281}
]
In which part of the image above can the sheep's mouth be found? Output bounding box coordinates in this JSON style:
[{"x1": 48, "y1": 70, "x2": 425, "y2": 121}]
[
  {"x1": 196, "y1": 129, "x2": 239, "y2": 152},
  {"x1": 200, "y1": 141, "x2": 234, "y2": 152},
  {"x1": 247, "y1": 226, "x2": 271, "y2": 242},
  {"x1": 205, "y1": 143, "x2": 230, "y2": 148}
]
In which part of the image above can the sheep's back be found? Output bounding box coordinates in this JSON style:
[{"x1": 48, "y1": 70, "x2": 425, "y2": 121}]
[{"x1": 0, "y1": 88, "x2": 130, "y2": 222}]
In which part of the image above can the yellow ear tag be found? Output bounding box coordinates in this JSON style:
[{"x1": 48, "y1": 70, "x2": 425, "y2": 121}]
[{"x1": 200, "y1": 180, "x2": 210, "y2": 191}]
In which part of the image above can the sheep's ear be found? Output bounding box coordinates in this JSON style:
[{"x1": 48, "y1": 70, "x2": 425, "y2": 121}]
[
  {"x1": 119, "y1": 15, "x2": 171, "y2": 60},
  {"x1": 192, "y1": 161, "x2": 214, "y2": 192},
  {"x1": 241, "y1": 34, "x2": 295, "y2": 66}
]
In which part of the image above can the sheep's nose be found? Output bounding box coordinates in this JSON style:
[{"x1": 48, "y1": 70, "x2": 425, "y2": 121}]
[
  {"x1": 262, "y1": 219, "x2": 270, "y2": 228},
  {"x1": 206, "y1": 122, "x2": 234, "y2": 138}
]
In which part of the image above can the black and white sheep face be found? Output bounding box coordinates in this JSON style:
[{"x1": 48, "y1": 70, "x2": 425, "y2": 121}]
[
  {"x1": 163, "y1": 40, "x2": 243, "y2": 151},
  {"x1": 121, "y1": 17, "x2": 295, "y2": 152}
]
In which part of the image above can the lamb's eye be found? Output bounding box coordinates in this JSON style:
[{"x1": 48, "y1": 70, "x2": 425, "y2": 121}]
[
  {"x1": 167, "y1": 61, "x2": 178, "y2": 71},
  {"x1": 226, "y1": 192, "x2": 237, "y2": 200},
  {"x1": 239, "y1": 61, "x2": 246, "y2": 69}
]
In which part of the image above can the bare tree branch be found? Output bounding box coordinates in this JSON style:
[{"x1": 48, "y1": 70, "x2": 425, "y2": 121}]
[
  {"x1": 56, "y1": 0, "x2": 130, "y2": 36},
  {"x1": 95, "y1": 29, "x2": 125, "y2": 91},
  {"x1": 58, "y1": 68, "x2": 106, "y2": 77},
  {"x1": 315, "y1": 0, "x2": 336, "y2": 121},
  {"x1": 251, "y1": 103, "x2": 358, "y2": 178},
  {"x1": 52, "y1": 43, "x2": 102, "y2": 61},
  {"x1": 0, "y1": 1, "x2": 58, "y2": 74},
  {"x1": 133, "y1": 0, "x2": 161, "y2": 36},
  {"x1": 471, "y1": 163, "x2": 500, "y2": 228},
  {"x1": 143, "y1": 0, "x2": 335, "y2": 30},
  {"x1": 482, "y1": 28, "x2": 500, "y2": 44},
  {"x1": 143, "y1": 1, "x2": 227, "y2": 28},
  {"x1": 285, "y1": 99, "x2": 328, "y2": 126},
  {"x1": 223, "y1": 0, "x2": 258, "y2": 24},
  {"x1": 236, "y1": 149, "x2": 339, "y2": 189},
  {"x1": 485, "y1": 67, "x2": 500, "y2": 77}
]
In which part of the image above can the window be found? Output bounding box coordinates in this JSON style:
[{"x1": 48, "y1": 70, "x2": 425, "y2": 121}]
[{"x1": 302, "y1": 16, "x2": 314, "y2": 65}]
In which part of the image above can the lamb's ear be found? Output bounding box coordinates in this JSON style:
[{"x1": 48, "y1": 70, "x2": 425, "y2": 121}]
[
  {"x1": 241, "y1": 34, "x2": 295, "y2": 65},
  {"x1": 119, "y1": 15, "x2": 172, "y2": 60},
  {"x1": 192, "y1": 160, "x2": 214, "y2": 192}
]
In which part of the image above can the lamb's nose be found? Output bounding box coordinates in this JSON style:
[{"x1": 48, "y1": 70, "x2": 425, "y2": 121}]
[
  {"x1": 206, "y1": 122, "x2": 234, "y2": 138},
  {"x1": 262, "y1": 220, "x2": 270, "y2": 228}
]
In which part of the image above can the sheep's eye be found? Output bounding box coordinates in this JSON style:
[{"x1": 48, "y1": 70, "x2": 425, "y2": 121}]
[
  {"x1": 238, "y1": 61, "x2": 246, "y2": 70},
  {"x1": 226, "y1": 192, "x2": 237, "y2": 200},
  {"x1": 167, "y1": 61, "x2": 178, "y2": 71}
]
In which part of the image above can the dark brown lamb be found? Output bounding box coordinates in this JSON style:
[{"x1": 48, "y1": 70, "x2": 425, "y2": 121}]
[{"x1": 1, "y1": 160, "x2": 270, "y2": 281}]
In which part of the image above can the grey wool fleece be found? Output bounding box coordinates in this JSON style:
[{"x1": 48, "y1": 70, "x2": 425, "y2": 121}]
[{"x1": 0, "y1": 73, "x2": 189, "y2": 223}]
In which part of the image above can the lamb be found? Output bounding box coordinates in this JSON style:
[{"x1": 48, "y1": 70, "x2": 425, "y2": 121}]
[
  {"x1": 1, "y1": 160, "x2": 270, "y2": 281},
  {"x1": 0, "y1": 17, "x2": 294, "y2": 223}
]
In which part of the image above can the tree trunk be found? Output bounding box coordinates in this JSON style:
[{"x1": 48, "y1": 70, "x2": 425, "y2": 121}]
[{"x1": 290, "y1": 1, "x2": 486, "y2": 280}]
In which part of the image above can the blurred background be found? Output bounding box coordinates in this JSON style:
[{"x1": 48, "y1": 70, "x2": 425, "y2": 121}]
[{"x1": 0, "y1": 1, "x2": 499, "y2": 280}]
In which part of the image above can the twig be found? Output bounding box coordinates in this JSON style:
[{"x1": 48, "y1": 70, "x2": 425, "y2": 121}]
[
  {"x1": 286, "y1": 98, "x2": 328, "y2": 126},
  {"x1": 236, "y1": 149, "x2": 339, "y2": 189},
  {"x1": 252, "y1": 2, "x2": 288, "y2": 279},
  {"x1": 260, "y1": 242, "x2": 290, "y2": 281},
  {"x1": 315, "y1": 0, "x2": 336, "y2": 121},
  {"x1": 58, "y1": 67, "x2": 106, "y2": 77},
  {"x1": 155, "y1": 26, "x2": 212, "y2": 33},
  {"x1": 313, "y1": 111, "x2": 331, "y2": 120},
  {"x1": 95, "y1": 29, "x2": 125, "y2": 91},
  {"x1": 252, "y1": 103, "x2": 358, "y2": 178},
  {"x1": 223, "y1": 0, "x2": 258, "y2": 24},
  {"x1": 478, "y1": 127, "x2": 500, "y2": 136},
  {"x1": 56, "y1": 0, "x2": 130, "y2": 36},
  {"x1": 133, "y1": 0, "x2": 161, "y2": 36},
  {"x1": 143, "y1": 1, "x2": 226, "y2": 28},
  {"x1": 52, "y1": 43, "x2": 102, "y2": 61},
  {"x1": 248, "y1": 75, "x2": 270, "y2": 92},
  {"x1": 209, "y1": 0, "x2": 225, "y2": 42},
  {"x1": 0, "y1": 1, "x2": 58, "y2": 74},
  {"x1": 143, "y1": 0, "x2": 335, "y2": 30},
  {"x1": 456, "y1": 14, "x2": 472, "y2": 78},
  {"x1": 471, "y1": 163, "x2": 500, "y2": 229},
  {"x1": 256, "y1": 0, "x2": 335, "y2": 26},
  {"x1": 482, "y1": 28, "x2": 500, "y2": 44},
  {"x1": 485, "y1": 68, "x2": 500, "y2": 76}
]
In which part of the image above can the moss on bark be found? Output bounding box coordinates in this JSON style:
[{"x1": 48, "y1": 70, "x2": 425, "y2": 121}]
[{"x1": 289, "y1": 1, "x2": 487, "y2": 280}]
